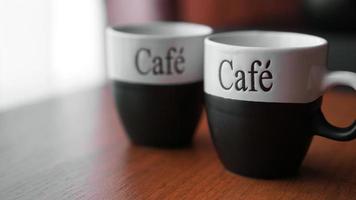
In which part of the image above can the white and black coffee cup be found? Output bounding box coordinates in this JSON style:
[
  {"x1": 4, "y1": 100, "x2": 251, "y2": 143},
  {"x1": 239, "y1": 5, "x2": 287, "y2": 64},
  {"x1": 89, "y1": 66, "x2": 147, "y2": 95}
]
[
  {"x1": 107, "y1": 22, "x2": 212, "y2": 147},
  {"x1": 204, "y1": 31, "x2": 356, "y2": 178}
]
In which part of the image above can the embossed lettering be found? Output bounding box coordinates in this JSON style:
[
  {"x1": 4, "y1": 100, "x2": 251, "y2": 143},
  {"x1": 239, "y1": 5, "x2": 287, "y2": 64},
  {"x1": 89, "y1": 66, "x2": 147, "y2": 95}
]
[
  {"x1": 135, "y1": 47, "x2": 186, "y2": 75},
  {"x1": 218, "y1": 59, "x2": 273, "y2": 92}
]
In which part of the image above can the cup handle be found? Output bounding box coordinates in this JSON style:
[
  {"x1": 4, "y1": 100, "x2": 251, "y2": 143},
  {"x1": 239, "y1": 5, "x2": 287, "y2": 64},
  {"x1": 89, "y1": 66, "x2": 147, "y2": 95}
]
[{"x1": 313, "y1": 71, "x2": 356, "y2": 141}]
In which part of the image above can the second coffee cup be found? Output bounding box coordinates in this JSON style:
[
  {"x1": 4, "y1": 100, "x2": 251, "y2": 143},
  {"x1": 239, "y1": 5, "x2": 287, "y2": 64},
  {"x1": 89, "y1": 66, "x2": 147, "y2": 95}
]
[
  {"x1": 204, "y1": 31, "x2": 356, "y2": 178},
  {"x1": 107, "y1": 22, "x2": 212, "y2": 147}
]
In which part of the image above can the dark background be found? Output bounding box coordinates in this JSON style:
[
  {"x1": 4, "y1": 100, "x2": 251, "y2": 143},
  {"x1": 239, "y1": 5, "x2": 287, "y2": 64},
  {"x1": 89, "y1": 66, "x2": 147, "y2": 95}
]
[{"x1": 107, "y1": 0, "x2": 356, "y2": 72}]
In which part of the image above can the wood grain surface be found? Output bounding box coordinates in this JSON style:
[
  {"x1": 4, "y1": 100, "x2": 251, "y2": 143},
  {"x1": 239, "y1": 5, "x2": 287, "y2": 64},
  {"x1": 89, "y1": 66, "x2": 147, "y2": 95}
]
[{"x1": 0, "y1": 86, "x2": 355, "y2": 200}]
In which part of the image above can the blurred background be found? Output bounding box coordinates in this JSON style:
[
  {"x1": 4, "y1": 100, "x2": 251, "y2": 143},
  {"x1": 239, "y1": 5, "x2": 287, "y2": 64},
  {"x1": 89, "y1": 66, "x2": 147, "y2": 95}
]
[{"x1": 0, "y1": 0, "x2": 355, "y2": 112}]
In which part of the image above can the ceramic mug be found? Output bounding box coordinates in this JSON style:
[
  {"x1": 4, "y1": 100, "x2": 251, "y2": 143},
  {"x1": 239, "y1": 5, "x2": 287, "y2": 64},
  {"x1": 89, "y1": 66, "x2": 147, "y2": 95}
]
[
  {"x1": 107, "y1": 22, "x2": 212, "y2": 147},
  {"x1": 204, "y1": 31, "x2": 356, "y2": 178}
]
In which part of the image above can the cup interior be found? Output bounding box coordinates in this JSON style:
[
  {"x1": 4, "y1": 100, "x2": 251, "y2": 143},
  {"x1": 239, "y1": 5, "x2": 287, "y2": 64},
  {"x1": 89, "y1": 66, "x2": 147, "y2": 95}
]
[
  {"x1": 207, "y1": 31, "x2": 327, "y2": 49},
  {"x1": 111, "y1": 22, "x2": 212, "y2": 38}
]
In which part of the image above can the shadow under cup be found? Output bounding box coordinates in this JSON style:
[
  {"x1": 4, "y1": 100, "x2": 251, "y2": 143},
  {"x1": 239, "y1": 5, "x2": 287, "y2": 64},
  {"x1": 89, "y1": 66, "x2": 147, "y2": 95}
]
[
  {"x1": 107, "y1": 22, "x2": 212, "y2": 147},
  {"x1": 204, "y1": 31, "x2": 356, "y2": 178}
]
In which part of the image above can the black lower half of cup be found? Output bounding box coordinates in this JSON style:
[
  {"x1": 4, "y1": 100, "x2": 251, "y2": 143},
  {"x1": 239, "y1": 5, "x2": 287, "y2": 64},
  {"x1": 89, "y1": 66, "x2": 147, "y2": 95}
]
[
  {"x1": 112, "y1": 81, "x2": 203, "y2": 148},
  {"x1": 205, "y1": 93, "x2": 322, "y2": 179}
]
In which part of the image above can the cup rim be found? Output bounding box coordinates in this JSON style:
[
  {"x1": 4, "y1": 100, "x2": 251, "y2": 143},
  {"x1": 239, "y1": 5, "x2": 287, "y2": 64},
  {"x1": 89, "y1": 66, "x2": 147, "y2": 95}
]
[
  {"x1": 107, "y1": 21, "x2": 213, "y2": 39},
  {"x1": 205, "y1": 30, "x2": 328, "y2": 51}
]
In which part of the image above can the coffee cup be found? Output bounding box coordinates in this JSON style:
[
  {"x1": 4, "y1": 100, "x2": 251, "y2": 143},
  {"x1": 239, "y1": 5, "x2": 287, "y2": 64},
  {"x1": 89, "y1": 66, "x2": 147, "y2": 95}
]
[
  {"x1": 107, "y1": 22, "x2": 212, "y2": 147},
  {"x1": 204, "y1": 31, "x2": 356, "y2": 178}
]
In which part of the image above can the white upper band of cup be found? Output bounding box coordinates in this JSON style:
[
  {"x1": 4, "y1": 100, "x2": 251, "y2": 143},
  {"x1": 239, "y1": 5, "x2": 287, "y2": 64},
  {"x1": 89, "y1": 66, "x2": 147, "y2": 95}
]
[
  {"x1": 107, "y1": 22, "x2": 212, "y2": 85},
  {"x1": 204, "y1": 31, "x2": 328, "y2": 103}
]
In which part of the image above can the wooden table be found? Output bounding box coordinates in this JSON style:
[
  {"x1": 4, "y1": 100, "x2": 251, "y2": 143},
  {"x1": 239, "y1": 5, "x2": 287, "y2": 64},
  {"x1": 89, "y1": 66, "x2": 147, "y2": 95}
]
[{"x1": 0, "y1": 86, "x2": 355, "y2": 200}]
